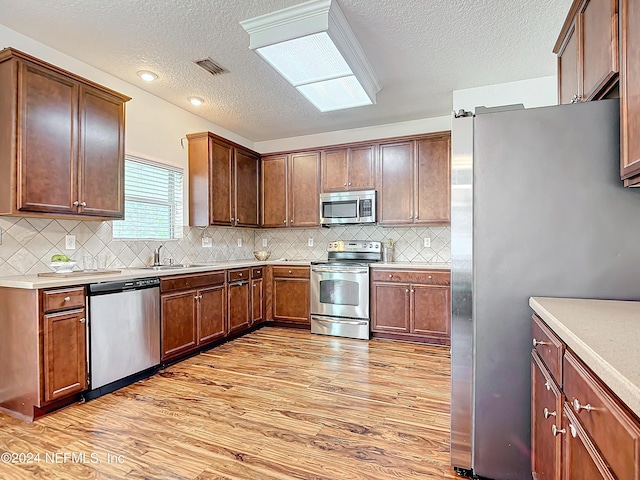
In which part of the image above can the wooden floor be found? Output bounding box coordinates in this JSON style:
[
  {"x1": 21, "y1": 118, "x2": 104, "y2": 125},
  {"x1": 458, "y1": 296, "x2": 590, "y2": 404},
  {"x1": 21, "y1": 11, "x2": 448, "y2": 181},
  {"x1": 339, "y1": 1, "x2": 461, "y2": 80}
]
[{"x1": 0, "y1": 327, "x2": 459, "y2": 479}]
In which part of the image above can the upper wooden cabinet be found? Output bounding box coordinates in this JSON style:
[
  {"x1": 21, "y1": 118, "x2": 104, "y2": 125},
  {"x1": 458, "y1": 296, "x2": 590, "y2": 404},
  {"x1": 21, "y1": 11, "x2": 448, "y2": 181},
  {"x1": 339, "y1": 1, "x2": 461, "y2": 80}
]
[
  {"x1": 377, "y1": 132, "x2": 450, "y2": 226},
  {"x1": 554, "y1": 0, "x2": 618, "y2": 104},
  {"x1": 187, "y1": 132, "x2": 260, "y2": 227},
  {"x1": 0, "y1": 48, "x2": 129, "y2": 220},
  {"x1": 261, "y1": 151, "x2": 320, "y2": 227},
  {"x1": 620, "y1": 0, "x2": 640, "y2": 183},
  {"x1": 321, "y1": 145, "x2": 375, "y2": 192}
]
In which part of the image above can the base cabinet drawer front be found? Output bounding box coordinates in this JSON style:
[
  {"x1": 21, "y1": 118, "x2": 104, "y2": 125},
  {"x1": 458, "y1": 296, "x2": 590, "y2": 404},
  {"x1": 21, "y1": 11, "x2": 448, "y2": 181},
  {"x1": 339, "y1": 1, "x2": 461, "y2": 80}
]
[
  {"x1": 272, "y1": 266, "x2": 310, "y2": 278},
  {"x1": 563, "y1": 350, "x2": 640, "y2": 480},
  {"x1": 563, "y1": 404, "x2": 615, "y2": 480},
  {"x1": 43, "y1": 308, "x2": 87, "y2": 403},
  {"x1": 228, "y1": 268, "x2": 250, "y2": 283},
  {"x1": 161, "y1": 291, "x2": 198, "y2": 360},
  {"x1": 198, "y1": 285, "x2": 226, "y2": 344},
  {"x1": 371, "y1": 269, "x2": 450, "y2": 285},
  {"x1": 161, "y1": 272, "x2": 225, "y2": 293},
  {"x1": 531, "y1": 351, "x2": 562, "y2": 480},
  {"x1": 42, "y1": 287, "x2": 85, "y2": 313},
  {"x1": 532, "y1": 314, "x2": 564, "y2": 386}
]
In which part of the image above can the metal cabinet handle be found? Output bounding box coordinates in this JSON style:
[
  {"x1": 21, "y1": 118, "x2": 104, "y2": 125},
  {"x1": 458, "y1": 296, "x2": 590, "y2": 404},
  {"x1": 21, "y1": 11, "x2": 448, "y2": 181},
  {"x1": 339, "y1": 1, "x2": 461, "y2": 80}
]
[
  {"x1": 428, "y1": 275, "x2": 432, "y2": 279},
  {"x1": 64, "y1": 296, "x2": 71, "y2": 302},
  {"x1": 194, "y1": 295, "x2": 202, "y2": 300},
  {"x1": 543, "y1": 408, "x2": 556, "y2": 418},
  {"x1": 238, "y1": 273, "x2": 243, "y2": 277},
  {"x1": 283, "y1": 219, "x2": 287, "y2": 224},
  {"x1": 572, "y1": 398, "x2": 593, "y2": 413},
  {"x1": 569, "y1": 423, "x2": 577, "y2": 438},
  {"x1": 288, "y1": 270, "x2": 292, "y2": 274},
  {"x1": 73, "y1": 201, "x2": 80, "y2": 206},
  {"x1": 405, "y1": 289, "x2": 409, "y2": 293},
  {"x1": 551, "y1": 425, "x2": 565, "y2": 436},
  {"x1": 80, "y1": 201, "x2": 87, "y2": 207},
  {"x1": 237, "y1": 218, "x2": 240, "y2": 222},
  {"x1": 348, "y1": 182, "x2": 352, "y2": 186},
  {"x1": 533, "y1": 338, "x2": 548, "y2": 347},
  {"x1": 79, "y1": 318, "x2": 86, "y2": 324},
  {"x1": 544, "y1": 381, "x2": 551, "y2": 391},
  {"x1": 256, "y1": 270, "x2": 261, "y2": 274},
  {"x1": 388, "y1": 274, "x2": 393, "y2": 278},
  {"x1": 290, "y1": 219, "x2": 294, "y2": 223},
  {"x1": 343, "y1": 183, "x2": 347, "y2": 186}
]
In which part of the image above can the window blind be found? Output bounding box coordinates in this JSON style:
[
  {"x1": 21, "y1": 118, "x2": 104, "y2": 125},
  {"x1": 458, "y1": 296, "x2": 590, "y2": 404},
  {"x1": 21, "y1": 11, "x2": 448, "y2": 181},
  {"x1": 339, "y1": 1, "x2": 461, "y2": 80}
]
[{"x1": 113, "y1": 156, "x2": 184, "y2": 240}]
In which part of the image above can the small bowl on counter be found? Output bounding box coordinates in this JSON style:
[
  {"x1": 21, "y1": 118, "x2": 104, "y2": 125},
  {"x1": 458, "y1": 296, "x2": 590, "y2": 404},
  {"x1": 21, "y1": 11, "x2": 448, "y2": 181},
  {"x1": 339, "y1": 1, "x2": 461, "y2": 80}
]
[
  {"x1": 253, "y1": 250, "x2": 271, "y2": 261},
  {"x1": 49, "y1": 261, "x2": 78, "y2": 273}
]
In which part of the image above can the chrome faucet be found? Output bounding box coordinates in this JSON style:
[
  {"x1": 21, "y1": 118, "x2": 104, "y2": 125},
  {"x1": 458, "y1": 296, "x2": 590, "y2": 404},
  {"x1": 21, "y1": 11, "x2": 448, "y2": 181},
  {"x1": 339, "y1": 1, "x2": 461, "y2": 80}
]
[{"x1": 153, "y1": 245, "x2": 163, "y2": 266}]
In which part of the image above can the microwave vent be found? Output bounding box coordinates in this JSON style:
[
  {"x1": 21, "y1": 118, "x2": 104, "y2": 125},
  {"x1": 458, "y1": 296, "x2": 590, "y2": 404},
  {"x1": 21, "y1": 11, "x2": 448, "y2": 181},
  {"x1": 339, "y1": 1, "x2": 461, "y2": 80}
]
[{"x1": 194, "y1": 57, "x2": 229, "y2": 76}]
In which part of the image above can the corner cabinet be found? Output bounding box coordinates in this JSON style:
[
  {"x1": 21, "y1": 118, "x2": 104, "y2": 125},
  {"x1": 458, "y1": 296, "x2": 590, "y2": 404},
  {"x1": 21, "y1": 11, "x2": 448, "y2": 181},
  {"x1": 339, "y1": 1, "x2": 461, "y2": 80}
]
[
  {"x1": 187, "y1": 132, "x2": 260, "y2": 227},
  {"x1": 377, "y1": 133, "x2": 450, "y2": 226},
  {"x1": 0, "y1": 48, "x2": 129, "y2": 220},
  {"x1": 261, "y1": 152, "x2": 319, "y2": 227}
]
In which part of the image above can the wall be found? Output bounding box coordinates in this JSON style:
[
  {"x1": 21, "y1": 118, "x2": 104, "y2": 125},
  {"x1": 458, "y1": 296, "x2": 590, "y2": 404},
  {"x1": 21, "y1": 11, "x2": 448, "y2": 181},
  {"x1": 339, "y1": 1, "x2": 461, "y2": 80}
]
[{"x1": 452, "y1": 76, "x2": 558, "y2": 114}]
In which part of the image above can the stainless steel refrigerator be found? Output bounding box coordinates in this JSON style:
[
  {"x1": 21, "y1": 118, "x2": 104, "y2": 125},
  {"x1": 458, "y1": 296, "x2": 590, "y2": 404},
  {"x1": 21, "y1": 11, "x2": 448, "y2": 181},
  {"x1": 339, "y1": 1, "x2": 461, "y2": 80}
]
[{"x1": 450, "y1": 99, "x2": 640, "y2": 479}]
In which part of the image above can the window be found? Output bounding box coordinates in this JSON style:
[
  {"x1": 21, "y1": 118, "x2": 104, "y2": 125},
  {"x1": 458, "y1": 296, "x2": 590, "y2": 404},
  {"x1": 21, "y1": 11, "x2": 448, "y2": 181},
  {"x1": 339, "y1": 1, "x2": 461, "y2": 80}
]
[{"x1": 113, "y1": 156, "x2": 184, "y2": 240}]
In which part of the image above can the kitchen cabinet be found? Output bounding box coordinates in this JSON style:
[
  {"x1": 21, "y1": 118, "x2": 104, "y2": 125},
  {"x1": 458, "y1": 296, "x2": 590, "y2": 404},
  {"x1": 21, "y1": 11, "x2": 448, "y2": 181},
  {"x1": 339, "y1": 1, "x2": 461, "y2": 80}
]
[
  {"x1": 377, "y1": 133, "x2": 450, "y2": 226},
  {"x1": 227, "y1": 268, "x2": 251, "y2": 335},
  {"x1": 554, "y1": 0, "x2": 618, "y2": 104},
  {"x1": 0, "y1": 48, "x2": 128, "y2": 220},
  {"x1": 272, "y1": 266, "x2": 310, "y2": 325},
  {"x1": 160, "y1": 272, "x2": 226, "y2": 361},
  {"x1": 42, "y1": 287, "x2": 88, "y2": 403},
  {"x1": 620, "y1": 0, "x2": 640, "y2": 184},
  {"x1": 187, "y1": 132, "x2": 260, "y2": 227},
  {"x1": 530, "y1": 314, "x2": 640, "y2": 479},
  {"x1": 371, "y1": 268, "x2": 450, "y2": 345},
  {"x1": 321, "y1": 144, "x2": 375, "y2": 192},
  {"x1": 261, "y1": 152, "x2": 320, "y2": 227},
  {"x1": 251, "y1": 267, "x2": 264, "y2": 324}
]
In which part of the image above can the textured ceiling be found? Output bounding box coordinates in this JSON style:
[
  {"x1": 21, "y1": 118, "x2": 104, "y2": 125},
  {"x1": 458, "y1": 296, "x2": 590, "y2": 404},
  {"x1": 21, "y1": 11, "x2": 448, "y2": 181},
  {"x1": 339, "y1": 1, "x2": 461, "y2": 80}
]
[{"x1": 0, "y1": 0, "x2": 572, "y2": 142}]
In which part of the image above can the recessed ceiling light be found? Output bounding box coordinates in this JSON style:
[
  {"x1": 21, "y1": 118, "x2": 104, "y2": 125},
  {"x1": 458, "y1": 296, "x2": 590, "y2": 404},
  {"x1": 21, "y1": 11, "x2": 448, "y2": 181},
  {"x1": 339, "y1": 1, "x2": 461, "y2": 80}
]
[
  {"x1": 137, "y1": 70, "x2": 158, "y2": 82},
  {"x1": 188, "y1": 96, "x2": 204, "y2": 106}
]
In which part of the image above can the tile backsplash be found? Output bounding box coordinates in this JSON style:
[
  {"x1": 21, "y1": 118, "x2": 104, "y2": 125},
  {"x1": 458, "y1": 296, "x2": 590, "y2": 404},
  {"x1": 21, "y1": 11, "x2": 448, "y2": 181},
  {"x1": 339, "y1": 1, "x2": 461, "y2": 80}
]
[{"x1": 0, "y1": 216, "x2": 450, "y2": 277}]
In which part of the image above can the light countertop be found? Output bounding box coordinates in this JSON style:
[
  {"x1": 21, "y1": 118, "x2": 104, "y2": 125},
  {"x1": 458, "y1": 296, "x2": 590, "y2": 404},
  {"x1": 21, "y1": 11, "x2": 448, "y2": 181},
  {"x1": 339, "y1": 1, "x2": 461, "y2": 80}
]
[
  {"x1": 0, "y1": 260, "x2": 449, "y2": 289},
  {"x1": 530, "y1": 296, "x2": 640, "y2": 418}
]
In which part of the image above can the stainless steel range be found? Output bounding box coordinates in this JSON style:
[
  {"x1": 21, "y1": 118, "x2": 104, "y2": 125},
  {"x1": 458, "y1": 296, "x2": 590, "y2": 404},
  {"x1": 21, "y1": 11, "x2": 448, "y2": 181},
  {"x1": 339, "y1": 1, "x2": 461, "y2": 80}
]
[{"x1": 310, "y1": 240, "x2": 381, "y2": 340}]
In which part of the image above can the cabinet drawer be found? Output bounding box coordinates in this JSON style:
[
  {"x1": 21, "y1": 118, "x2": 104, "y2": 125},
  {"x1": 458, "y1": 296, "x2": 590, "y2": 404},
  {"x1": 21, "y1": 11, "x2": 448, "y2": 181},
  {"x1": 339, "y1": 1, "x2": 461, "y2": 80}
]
[
  {"x1": 42, "y1": 287, "x2": 85, "y2": 313},
  {"x1": 161, "y1": 272, "x2": 225, "y2": 293},
  {"x1": 228, "y1": 268, "x2": 250, "y2": 283},
  {"x1": 272, "y1": 266, "x2": 310, "y2": 278},
  {"x1": 532, "y1": 314, "x2": 564, "y2": 386},
  {"x1": 371, "y1": 269, "x2": 450, "y2": 285},
  {"x1": 563, "y1": 350, "x2": 640, "y2": 480},
  {"x1": 251, "y1": 267, "x2": 263, "y2": 279}
]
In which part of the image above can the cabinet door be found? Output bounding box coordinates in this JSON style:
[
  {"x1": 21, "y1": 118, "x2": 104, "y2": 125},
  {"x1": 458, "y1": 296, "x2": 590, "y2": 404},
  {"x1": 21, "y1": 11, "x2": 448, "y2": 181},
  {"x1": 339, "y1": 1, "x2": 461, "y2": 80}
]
[
  {"x1": 411, "y1": 284, "x2": 450, "y2": 338},
  {"x1": 322, "y1": 149, "x2": 348, "y2": 192},
  {"x1": 43, "y1": 309, "x2": 87, "y2": 402},
  {"x1": 198, "y1": 284, "x2": 226, "y2": 345},
  {"x1": 18, "y1": 61, "x2": 78, "y2": 214},
  {"x1": 161, "y1": 291, "x2": 197, "y2": 360},
  {"x1": 371, "y1": 282, "x2": 410, "y2": 333},
  {"x1": 208, "y1": 138, "x2": 234, "y2": 226},
  {"x1": 78, "y1": 85, "x2": 125, "y2": 218},
  {"x1": 415, "y1": 135, "x2": 450, "y2": 225},
  {"x1": 563, "y1": 405, "x2": 615, "y2": 480},
  {"x1": 289, "y1": 152, "x2": 319, "y2": 227},
  {"x1": 228, "y1": 282, "x2": 250, "y2": 334},
  {"x1": 378, "y1": 141, "x2": 414, "y2": 225},
  {"x1": 348, "y1": 145, "x2": 375, "y2": 190},
  {"x1": 234, "y1": 148, "x2": 259, "y2": 227},
  {"x1": 620, "y1": 0, "x2": 640, "y2": 180},
  {"x1": 251, "y1": 278, "x2": 263, "y2": 324},
  {"x1": 273, "y1": 277, "x2": 310, "y2": 324},
  {"x1": 531, "y1": 353, "x2": 562, "y2": 480},
  {"x1": 261, "y1": 154, "x2": 288, "y2": 227},
  {"x1": 558, "y1": 21, "x2": 580, "y2": 104},
  {"x1": 580, "y1": 0, "x2": 618, "y2": 101}
]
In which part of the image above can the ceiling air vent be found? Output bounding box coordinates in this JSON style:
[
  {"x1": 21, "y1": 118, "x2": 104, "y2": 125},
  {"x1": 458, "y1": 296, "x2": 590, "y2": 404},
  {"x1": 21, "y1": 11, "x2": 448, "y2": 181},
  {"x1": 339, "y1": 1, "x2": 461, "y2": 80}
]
[{"x1": 194, "y1": 57, "x2": 229, "y2": 76}]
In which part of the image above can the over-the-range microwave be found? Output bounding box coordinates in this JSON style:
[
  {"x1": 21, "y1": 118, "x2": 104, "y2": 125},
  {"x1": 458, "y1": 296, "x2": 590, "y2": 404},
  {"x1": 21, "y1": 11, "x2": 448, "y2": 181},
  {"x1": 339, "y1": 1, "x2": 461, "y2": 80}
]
[{"x1": 319, "y1": 190, "x2": 376, "y2": 226}]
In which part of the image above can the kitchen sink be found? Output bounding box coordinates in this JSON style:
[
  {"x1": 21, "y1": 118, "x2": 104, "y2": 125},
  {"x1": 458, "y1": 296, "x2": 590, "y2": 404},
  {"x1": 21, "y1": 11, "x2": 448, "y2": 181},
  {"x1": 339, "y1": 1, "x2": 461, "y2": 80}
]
[{"x1": 137, "y1": 264, "x2": 215, "y2": 271}]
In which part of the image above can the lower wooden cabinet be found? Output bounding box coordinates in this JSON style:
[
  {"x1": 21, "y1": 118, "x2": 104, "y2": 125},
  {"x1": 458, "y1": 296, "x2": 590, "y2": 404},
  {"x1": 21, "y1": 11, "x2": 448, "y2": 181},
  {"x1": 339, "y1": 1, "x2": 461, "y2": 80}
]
[
  {"x1": 251, "y1": 267, "x2": 264, "y2": 324},
  {"x1": 272, "y1": 266, "x2": 310, "y2": 325},
  {"x1": 160, "y1": 272, "x2": 226, "y2": 361},
  {"x1": 228, "y1": 280, "x2": 250, "y2": 335},
  {"x1": 42, "y1": 293, "x2": 87, "y2": 403},
  {"x1": 371, "y1": 268, "x2": 450, "y2": 345}
]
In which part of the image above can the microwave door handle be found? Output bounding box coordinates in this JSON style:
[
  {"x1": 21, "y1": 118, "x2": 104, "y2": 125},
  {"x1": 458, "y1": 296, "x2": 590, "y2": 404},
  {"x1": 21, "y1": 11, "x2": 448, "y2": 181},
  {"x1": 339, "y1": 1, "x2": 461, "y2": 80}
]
[{"x1": 356, "y1": 197, "x2": 361, "y2": 222}]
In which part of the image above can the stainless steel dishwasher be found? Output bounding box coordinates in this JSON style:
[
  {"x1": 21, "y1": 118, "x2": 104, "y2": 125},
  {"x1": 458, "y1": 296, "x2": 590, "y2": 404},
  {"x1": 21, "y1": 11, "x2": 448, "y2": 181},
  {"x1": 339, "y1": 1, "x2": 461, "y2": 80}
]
[{"x1": 85, "y1": 277, "x2": 160, "y2": 399}]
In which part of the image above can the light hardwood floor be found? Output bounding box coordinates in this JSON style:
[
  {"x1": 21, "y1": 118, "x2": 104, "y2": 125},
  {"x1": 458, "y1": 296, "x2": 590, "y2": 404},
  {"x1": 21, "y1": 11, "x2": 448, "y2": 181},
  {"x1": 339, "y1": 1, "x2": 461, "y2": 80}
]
[{"x1": 0, "y1": 327, "x2": 459, "y2": 479}]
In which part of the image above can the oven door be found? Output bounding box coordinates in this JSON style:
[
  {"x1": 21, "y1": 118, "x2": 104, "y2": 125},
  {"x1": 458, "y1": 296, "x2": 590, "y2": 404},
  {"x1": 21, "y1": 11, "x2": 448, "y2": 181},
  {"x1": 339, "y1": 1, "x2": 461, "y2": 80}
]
[{"x1": 310, "y1": 264, "x2": 369, "y2": 319}]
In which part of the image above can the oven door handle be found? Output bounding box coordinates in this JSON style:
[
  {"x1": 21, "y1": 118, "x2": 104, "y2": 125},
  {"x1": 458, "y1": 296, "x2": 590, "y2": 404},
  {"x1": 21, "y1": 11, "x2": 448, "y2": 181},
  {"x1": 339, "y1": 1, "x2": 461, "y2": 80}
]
[
  {"x1": 312, "y1": 316, "x2": 369, "y2": 326},
  {"x1": 311, "y1": 267, "x2": 369, "y2": 274}
]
